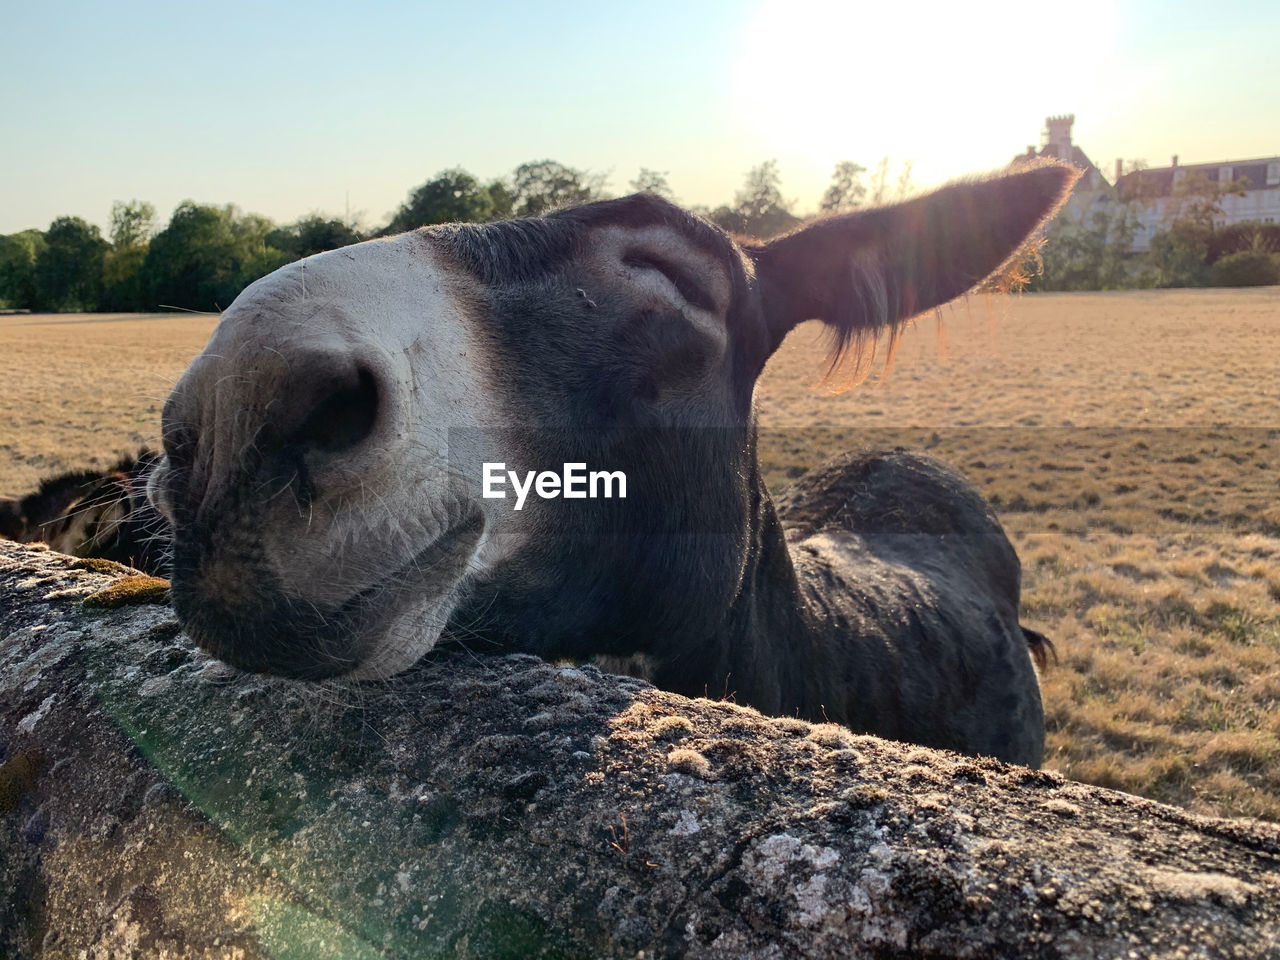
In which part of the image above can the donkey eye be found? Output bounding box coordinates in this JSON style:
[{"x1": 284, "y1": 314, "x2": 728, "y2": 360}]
[{"x1": 621, "y1": 251, "x2": 717, "y2": 312}]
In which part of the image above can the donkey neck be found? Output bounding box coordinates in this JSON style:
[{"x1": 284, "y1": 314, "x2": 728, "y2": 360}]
[{"x1": 649, "y1": 459, "x2": 822, "y2": 718}]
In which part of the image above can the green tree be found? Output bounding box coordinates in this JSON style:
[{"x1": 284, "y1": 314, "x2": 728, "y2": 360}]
[
  {"x1": 734, "y1": 160, "x2": 785, "y2": 222},
  {"x1": 385, "y1": 168, "x2": 503, "y2": 233},
  {"x1": 110, "y1": 200, "x2": 156, "y2": 249},
  {"x1": 629, "y1": 168, "x2": 675, "y2": 200},
  {"x1": 708, "y1": 160, "x2": 800, "y2": 239},
  {"x1": 1146, "y1": 170, "x2": 1251, "y2": 287},
  {"x1": 34, "y1": 216, "x2": 108, "y2": 311},
  {"x1": 486, "y1": 179, "x2": 516, "y2": 221},
  {"x1": 0, "y1": 229, "x2": 46, "y2": 310},
  {"x1": 102, "y1": 200, "x2": 156, "y2": 310},
  {"x1": 140, "y1": 202, "x2": 289, "y2": 312},
  {"x1": 511, "y1": 160, "x2": 606, "y2": 216},
  {"x1": 267, "y1": 214, "x2": 363, "y2": 258},
  {"x1": 1028, "y1": 158, "x2": 1166, "y2": 291},
  {"x1": 1209, "y1": 221, "x2": 1280, "y2": 262},
  {"x1": 1210, "y1": 248, "x2": 1280, "y2": 287},
  {"x1": 103, "y1": 246, "x2": 147, "y2": 310},
  {"x1": 702, "y1": 204, "x2": 747, "y2": 235},
  {"x1": 1163, "y1": 169, "x2": 1248, "y2": 232},
  {"x1": 819, "y1": 161, "x2": 867, "y2": 213},
  {"x1": 1035, "y1": 200, "x2": 1142, "y2": 291},
  {"x1": 1148, "y1": 222, "x2": 1214, "y2": 287}
]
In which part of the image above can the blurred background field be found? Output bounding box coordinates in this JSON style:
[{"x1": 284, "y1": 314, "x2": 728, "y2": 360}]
[{"x1": 2, "y1": 286, "x2": 1278, "y2": 821}]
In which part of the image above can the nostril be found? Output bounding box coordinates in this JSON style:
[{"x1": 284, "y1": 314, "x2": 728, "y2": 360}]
[{"x1": 294, "y1": 365, "x2": 380, "y2": 454}]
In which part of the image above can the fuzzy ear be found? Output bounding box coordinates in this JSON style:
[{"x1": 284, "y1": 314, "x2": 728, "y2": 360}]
[{"x1": 750, "y1": 161, "x2": 1079, "y2": 362}]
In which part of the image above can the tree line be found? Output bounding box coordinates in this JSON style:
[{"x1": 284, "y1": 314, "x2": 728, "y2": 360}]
[
  {"x1": 4, "y1": 155, "x2": 1274, "y2": 314},
  {"x1": 0, "y1": 158, "x2": 915, "y2": 314}
]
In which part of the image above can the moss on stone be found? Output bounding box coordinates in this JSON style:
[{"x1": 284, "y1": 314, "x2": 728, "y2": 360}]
[{"x1": 82, "y1": 576, "x2": 171, "y2": 609}]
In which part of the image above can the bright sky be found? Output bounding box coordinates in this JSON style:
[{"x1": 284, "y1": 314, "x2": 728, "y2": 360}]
[{"x1": 2, "y1": 0, "x2": 1276, "y2": 235}]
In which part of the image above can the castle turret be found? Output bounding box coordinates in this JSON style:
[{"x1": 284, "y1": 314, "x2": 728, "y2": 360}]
[{"x1": 1042, "y1": 114, "x2": 1075, "y2": 161}]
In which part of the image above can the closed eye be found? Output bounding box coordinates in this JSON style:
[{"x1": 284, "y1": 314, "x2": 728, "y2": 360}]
[{"x1": 621, "y1": 251, "x2": 718, "y2": 313}]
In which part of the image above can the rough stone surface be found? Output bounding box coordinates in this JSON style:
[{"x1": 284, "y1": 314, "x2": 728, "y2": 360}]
[{"x1": 2, "y1": 539, "x2": 1279, "y2": 959}]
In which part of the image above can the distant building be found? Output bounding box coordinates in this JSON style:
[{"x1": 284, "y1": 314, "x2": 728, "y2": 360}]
[
  {"x1": 1016, "y1": 115, "x2": 1280, "y2": 252},
  {"x1": 1014, "y1": 114, "x2": 1109, "y2": 196},
  {"x1": 1115, "y1": 155, "x2": 1280, "y2": 252}
]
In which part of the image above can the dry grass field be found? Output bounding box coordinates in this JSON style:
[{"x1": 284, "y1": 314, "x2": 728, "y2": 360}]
[
  {"x1": 0, "y1": 312, "x2": 219, "y2": 495},
  {"x1": 758, "y1": 287, "x2": 1280, "y2": 822},
  {"x1": 2, "y1": 288, "x2": 1278, "y2": 822}
]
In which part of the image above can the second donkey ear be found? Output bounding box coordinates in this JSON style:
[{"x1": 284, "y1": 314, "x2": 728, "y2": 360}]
[{"x1": 749, "y1": 161, "x2": 1079, "y2": 361}]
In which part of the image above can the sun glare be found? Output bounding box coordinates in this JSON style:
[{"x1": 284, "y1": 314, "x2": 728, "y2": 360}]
[{"x1": 732, "y1": 0, "x2": 1119, "y2": 191}]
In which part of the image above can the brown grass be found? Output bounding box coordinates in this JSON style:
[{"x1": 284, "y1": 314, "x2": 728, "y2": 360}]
[
  {"x1": 0, "y1": 313, "x2": 218, "y2": 496},
  {"x1": 2, "y1": 288, "x2": 1278, "y2": 821}
]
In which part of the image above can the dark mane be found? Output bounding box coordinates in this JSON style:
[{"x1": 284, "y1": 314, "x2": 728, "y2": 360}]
[
  {"x1": 428, "y1": 193, "x2": 739, "y2": 287},
  {"x1": 559, "y1": 192, "x2": 739, "y2": 262},
  {"x1": 12, "y1": 453, "x2": 146, "y2": 537},
  {"x1": 1, "y1": 450, "x2": 165, "y2": 573},
  {"x1": 428, "y1": 216, "x2": 578, "y2": 286}
]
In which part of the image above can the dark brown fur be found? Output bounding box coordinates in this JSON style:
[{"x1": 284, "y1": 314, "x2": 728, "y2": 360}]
[{"x1": 0, "y1": 451, "x2": 167, "y2": 573}]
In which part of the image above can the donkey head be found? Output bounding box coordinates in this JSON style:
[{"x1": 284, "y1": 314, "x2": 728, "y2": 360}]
[{"x1": 150, "y1": 161, "x2": 1075, "y2": 679}]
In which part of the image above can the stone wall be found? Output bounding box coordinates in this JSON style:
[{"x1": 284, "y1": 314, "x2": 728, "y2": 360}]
[{"x1": 2, "y1": 540, "x2": 1277, "y2": 958}]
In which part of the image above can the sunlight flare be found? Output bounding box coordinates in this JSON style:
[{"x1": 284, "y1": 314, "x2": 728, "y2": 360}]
[{"x1": 733, "y1": 0, "x2": 1119, "y2": 183}]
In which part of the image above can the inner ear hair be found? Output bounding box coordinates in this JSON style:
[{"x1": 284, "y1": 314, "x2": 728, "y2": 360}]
[{"x1": 750, "y1": 160, "x2": 1079, "y2": 370}]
